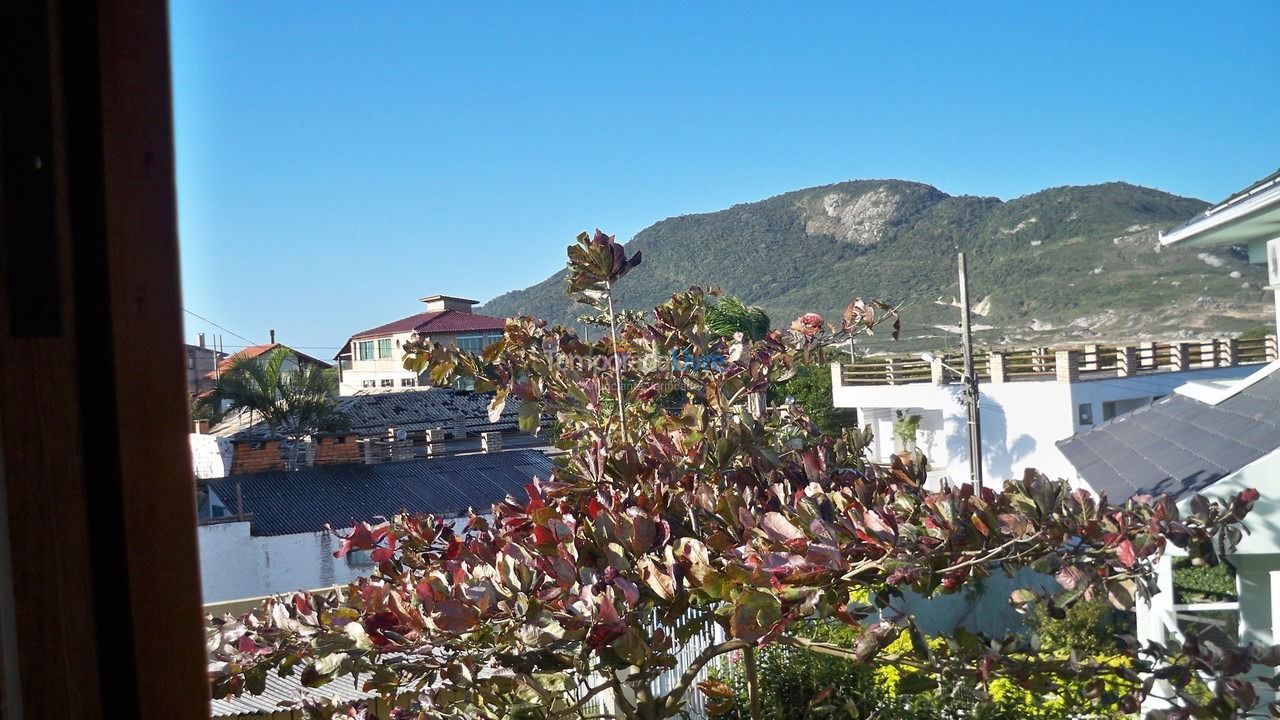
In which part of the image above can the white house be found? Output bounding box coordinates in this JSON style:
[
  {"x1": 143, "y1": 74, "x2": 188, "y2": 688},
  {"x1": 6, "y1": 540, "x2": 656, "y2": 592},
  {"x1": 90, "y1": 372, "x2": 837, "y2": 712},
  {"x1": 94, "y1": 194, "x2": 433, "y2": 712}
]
[
  {"x1": 1161, "y1": 168, "x2": 1280, "y2": 331},
  {"x1": 196, "y1": 448, "x2": 555, "y2": 603},
  {"x1": 1058, "y1": 361, "x2": 1280, "y2": 707},
  {"x1": 830, "y1": 340, "x2": 1272, "y2": 489},
  {"x1": 335, "y1": 295, "x2": 506, "y2": 395}
]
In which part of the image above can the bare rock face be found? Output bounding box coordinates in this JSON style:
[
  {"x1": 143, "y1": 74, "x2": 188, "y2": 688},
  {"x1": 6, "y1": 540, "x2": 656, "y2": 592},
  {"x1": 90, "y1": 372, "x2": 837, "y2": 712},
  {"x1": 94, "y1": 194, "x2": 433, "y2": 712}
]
[{"x1": 805, "y1": 187, "x2": 903, "y2": 245}]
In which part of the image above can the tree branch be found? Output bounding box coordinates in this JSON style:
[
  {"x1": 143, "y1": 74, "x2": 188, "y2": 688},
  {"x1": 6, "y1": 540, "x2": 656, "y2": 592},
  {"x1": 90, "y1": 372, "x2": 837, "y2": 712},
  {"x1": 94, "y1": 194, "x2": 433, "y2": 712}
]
[{"x1": 660, "y1": 638, "x2": 751, "y2": 716}]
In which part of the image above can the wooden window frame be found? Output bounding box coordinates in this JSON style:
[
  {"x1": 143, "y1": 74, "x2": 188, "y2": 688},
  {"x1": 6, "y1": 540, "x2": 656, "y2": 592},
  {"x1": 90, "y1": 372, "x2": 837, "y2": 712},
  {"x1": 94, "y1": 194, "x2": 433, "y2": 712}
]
[{"x1": 1, "y1": 1, "x2": 209, "y2": 718}]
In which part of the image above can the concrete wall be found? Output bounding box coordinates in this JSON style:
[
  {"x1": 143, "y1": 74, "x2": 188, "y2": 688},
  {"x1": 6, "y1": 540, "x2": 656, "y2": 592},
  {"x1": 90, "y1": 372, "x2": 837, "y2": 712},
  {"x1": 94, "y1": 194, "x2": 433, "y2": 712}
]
[
  {"x1": 901, "y1": 567, "x2": 1058, "y2": 637},
  {"x1": 190, "y1": 432, "x2": 233, "y2": 479},
  {"x1": 198, "y1": 515, "x2": 474, "y2": 603},
  {"x1": 198, "y1": 521, "x2": 357, "y2": 603}
]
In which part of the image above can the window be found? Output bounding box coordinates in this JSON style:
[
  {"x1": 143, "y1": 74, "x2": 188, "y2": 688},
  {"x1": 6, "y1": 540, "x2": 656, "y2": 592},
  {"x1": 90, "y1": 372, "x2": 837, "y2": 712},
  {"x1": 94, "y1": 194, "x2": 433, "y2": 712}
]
[
  {"x1": 380, "y1": 378, "x2": 394, "y2": 387},
  {"x1": 1077, "y1": 402, "x2": 1093, "y2": 425},
  {"x1": 357, "y1": 340, "x2": 375, "y2": 360},
  {"x1": 1102, "y1": 397, "x2": 1151, "y2": 422},
  {"x1": 346, "y1": 549, "x2": 375, "y2": 568},
  {"x1": 377, "y1": 338, "x2": 392, "y2": 359},
  {"x1": 361, "y1": 379, "x2": 376, "y2": 388},
  {"x1": 456, "y1": 334, "x2": 485, "y2": 354},
  {"x1": 400, "y1": 377, "x2": 416, "y2": 386}
]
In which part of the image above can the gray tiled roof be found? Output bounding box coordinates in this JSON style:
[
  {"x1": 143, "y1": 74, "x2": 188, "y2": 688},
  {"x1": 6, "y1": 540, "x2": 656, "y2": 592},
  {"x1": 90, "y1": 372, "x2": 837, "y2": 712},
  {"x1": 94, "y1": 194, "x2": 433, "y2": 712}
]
[
  {"x1": 205, "y1": 449, "x2": 555, "y2": 536},
  {"x1": 1057, "y1": 369, "x2": 1280, "y2": 501},
  {"x1": 212, "y1": 387, "x2": 524, "y2": 439},
  {"x1": 337, "y1": 388, "x2": 521, "y2": 435}
]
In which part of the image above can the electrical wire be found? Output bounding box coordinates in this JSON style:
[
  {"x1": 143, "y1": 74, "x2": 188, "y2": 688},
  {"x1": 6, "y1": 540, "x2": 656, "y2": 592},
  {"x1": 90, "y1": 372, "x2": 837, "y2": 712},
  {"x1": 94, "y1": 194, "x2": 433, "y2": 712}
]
[{"x1": 182, "y1": 308, "x2": 260, "y2": 346}]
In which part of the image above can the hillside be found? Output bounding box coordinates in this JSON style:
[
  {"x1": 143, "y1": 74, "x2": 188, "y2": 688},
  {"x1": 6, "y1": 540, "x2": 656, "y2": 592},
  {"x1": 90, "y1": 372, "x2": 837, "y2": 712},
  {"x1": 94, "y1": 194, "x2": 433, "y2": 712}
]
[{"x1": 481, "y1": 180, "x2": 1271, "y2": 352}]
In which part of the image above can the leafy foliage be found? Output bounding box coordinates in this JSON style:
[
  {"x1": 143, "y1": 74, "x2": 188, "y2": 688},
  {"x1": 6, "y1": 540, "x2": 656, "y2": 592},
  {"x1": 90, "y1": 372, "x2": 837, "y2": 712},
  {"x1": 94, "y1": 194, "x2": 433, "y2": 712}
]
[
  {"x1": 209, "y1": 348, "x2": 348, "y2": 467},
  {"x1": 767, "y1": 364, "x2": 853, "y2": 435},
  {"x1": 209, "y1": 234, "x2": 1270, "y2": 719},
  {"x1": 892, "y1": 411, "x2": 923, "y2": 448},
  {"x1": 715, "y1": 620, "x2": 1133, "y2": 720},
  {"x1": 1173, "y1": 558, "x2": 1238, "y2": 604},
  {"x1": 706, "y1": 296, "x2": 771, "y2": 342},
  {"x1": 1028, "y1": 598, "x2": 1126, "y2": 657}
]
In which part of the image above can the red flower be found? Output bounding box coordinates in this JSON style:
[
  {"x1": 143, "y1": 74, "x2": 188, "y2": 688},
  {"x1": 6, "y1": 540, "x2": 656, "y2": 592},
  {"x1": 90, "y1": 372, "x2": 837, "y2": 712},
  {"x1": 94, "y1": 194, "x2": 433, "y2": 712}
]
[{"x1": 791, "y1": 313, "x2": 824, "y2": 338}]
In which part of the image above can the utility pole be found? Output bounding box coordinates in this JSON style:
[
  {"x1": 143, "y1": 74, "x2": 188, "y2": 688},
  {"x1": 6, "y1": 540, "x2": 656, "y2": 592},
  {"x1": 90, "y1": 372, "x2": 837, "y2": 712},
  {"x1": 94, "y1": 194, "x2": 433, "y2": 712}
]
[{"x1": 958, "y1": 252, "x2": 983, "y2": 489}]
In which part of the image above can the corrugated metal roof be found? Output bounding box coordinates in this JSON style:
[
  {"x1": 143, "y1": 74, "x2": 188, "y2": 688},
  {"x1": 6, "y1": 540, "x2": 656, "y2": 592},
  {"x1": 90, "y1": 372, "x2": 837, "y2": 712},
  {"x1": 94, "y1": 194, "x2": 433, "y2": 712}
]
[
  {"x1": 209, "y1": 666, "x2": 378, "y2": 717},
  {"x1": 205, "y1": 449, "x2": 555, "y2": 536},
  {"x1": 211, "y1": 387, "x2": 524, "y2": 440},
  {"x1": 1057, "y1": 369, "x2": 1280, "y2": 501}
]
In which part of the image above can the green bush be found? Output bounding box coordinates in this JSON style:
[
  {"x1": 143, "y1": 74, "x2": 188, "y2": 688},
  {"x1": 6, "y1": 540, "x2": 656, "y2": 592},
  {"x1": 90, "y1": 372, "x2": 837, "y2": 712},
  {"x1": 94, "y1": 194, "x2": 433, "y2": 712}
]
[
  {"x1": 1172, "y1": 558, "x2": 1236, "y2": 603},
  {"x1": 1027, "y1": 598, "x2": 1129, "y2": 656},
  {"x1": 713, "y1": 617, "x2": 1133, "y2": 720},
  {"x1": 768, "y1": 364, "x2": 856, "y2": 435}
]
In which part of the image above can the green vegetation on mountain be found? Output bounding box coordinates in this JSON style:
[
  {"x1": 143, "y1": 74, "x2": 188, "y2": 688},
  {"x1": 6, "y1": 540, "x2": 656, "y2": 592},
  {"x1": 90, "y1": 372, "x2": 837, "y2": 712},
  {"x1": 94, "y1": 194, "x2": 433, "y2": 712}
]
[{"x1": 482, "y1": 180, "x2": 1271, "y2": 352}]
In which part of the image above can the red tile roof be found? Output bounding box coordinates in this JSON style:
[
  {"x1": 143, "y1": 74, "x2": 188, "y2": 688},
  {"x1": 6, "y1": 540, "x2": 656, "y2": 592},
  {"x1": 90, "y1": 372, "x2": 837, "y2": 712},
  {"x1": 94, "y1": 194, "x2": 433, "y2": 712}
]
[
  {"x1": 337, "y1": 310, "x2": 507, "y2": 357},
  {"x1": 204, "y1": 343, "x2": 331, "y2": 380}
]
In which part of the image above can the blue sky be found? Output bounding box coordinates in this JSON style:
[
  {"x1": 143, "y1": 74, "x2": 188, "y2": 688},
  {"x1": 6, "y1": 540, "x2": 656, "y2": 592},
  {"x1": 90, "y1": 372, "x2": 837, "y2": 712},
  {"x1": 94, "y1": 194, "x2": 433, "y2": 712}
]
[{"x1": 170, "y1": 1, "x2": 1280, "y2": 353}]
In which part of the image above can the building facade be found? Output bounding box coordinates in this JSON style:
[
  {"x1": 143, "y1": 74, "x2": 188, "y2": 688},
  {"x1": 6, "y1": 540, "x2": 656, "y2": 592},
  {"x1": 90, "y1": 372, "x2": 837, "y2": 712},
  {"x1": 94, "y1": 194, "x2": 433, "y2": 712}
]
[
  {"x1": 184, "y1": 334, "x2": 224, "y2": 396},
  {"x1": 831, "y1": 339, "x2": 1274, "y2": 489},
  {"x1": 335, "y1": 294, "x2": 506, "y2": 395}
]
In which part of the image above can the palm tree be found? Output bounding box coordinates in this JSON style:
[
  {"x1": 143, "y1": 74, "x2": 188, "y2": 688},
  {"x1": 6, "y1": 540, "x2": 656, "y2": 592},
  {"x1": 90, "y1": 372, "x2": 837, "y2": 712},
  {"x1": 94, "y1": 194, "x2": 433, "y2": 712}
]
[
  {"x1": 210, "y1": 348, "x2": 347, "y2": 469},
  {"x1": 706, "y1": 295, "x2": 770, "y2": 341}
]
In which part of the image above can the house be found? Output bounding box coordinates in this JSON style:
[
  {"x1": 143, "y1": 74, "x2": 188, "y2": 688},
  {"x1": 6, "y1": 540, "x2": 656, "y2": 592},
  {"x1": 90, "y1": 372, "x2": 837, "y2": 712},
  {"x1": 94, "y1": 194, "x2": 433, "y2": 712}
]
[
  {"x1": 1057, "y1": 361, "x2": 1280, "y2": 705},
  {"x1": 206, "y1": 341, "x2": 332, "y2": 384},
  {"x1": 1049, "y1": 168, "x2": 1280, "y2": 707},
  {"x1": 184, "y1": 333, "x2": 225, "y2": 396},
  {"x1": 830, "y1": 337, "x2": 1273, "y2": 488},
  {"x1": 334, "y1": 294, "x2": 506, "y2": 395},
  {"x1": 196, "y1": 448, "x2": 556, "y2": 602},
  {"x1": 1161, "y1": 167, "x2": 1280, "y2": 330}
]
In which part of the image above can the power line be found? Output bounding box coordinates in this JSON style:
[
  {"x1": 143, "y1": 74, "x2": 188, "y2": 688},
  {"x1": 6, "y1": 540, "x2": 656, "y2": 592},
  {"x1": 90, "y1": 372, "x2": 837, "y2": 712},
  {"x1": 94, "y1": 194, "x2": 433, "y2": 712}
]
[
  {"x1": 217, "y1": 344, "x2": 341, "y2": 350},
  {"x1": 182, "y1": 309, "x2": 260, "y2": 346}
]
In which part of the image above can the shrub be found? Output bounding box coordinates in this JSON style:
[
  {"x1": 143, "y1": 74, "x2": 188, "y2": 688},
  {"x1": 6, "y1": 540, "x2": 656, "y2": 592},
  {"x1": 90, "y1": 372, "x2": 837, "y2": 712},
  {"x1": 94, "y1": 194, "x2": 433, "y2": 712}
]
[{"x1": 716, "y1": 618, "x2": 1134, "y2": 720}]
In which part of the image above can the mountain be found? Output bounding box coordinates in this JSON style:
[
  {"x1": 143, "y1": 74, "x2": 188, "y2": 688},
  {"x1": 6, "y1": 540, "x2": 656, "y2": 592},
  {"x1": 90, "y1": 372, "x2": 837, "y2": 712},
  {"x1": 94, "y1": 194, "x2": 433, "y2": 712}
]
[{"x1": 481, "y1": 180, "x2": 1272, "y2": 351}]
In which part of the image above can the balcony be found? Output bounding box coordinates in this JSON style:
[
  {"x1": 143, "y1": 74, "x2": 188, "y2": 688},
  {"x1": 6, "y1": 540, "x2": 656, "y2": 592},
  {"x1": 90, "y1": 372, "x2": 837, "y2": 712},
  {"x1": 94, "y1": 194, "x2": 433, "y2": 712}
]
[{"x1": 838, "y1": 335, "x2": 1278, "y2": 387}]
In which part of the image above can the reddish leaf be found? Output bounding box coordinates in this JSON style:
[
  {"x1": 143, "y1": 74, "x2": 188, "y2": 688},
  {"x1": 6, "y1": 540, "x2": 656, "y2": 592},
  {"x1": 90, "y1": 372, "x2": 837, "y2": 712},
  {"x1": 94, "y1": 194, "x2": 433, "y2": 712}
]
[{"x1": 1117, "y1": 538, "x2": 1136, "y2": 569}]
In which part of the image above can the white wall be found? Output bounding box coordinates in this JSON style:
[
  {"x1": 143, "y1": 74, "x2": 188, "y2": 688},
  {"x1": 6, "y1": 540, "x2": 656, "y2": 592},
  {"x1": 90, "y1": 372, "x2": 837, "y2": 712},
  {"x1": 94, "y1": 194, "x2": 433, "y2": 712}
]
[
  {"x1": 340, "y1": 331, "x2": 423, "y2": 395},
  {"x1": 198, "y1": 521, "x2": 359, "y2": 603},
  {"x1": 198, "y1": 515, "x2": 474, "y2": 603},
  {"x1": 832, "y1": 364, "x2": 1258, "y2": 491},
  {"x1": 190, "y1": 433, "x2": 233, "y2": 479}
]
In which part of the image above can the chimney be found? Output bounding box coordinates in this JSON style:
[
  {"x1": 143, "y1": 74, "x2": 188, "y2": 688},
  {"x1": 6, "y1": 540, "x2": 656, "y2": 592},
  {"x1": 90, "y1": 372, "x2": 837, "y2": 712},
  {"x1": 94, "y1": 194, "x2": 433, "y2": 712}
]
[
  {"x1": 193, "y1": 419, "x2": 210, "y2": 434},
  {"x1": 419, "y1": 295, "x2": 479, "y2": 314},
  {"x1": 198, "y1": 332, "x2": 206, "y2": 348},
  {"x1": 269, "y1": 328, "x2": 276, "y2": 344}
]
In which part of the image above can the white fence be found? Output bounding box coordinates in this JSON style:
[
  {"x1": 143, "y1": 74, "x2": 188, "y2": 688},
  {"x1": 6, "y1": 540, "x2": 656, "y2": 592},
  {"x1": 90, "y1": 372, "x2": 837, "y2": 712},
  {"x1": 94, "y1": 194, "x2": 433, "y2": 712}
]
[{"x1": 596, "y1": 608, "x2": 725, "y2": 719}]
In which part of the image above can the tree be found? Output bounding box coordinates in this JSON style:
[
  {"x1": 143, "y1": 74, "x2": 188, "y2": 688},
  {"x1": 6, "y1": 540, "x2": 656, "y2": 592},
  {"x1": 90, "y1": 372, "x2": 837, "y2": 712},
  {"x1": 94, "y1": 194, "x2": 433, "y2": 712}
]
[
  {"x1": 767, "y1": 363, "x2": 854, "y2": 435},
  {"x1": 209, "y1": 348, "x2": 347, "y2": 469},
  {"x1": 706, "y1": 295, "x2": 771, "y2": 342},
  {"x1": 210, "y1": 231, "x2": 1271, "y2": 719}
]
